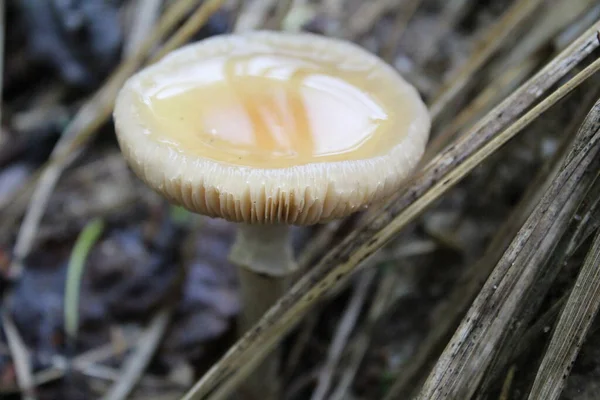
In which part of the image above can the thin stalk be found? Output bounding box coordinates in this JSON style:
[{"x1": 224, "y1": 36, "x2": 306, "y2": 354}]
[{"x1": 229, "y1": 224, "x2": 297, "y2": 400}]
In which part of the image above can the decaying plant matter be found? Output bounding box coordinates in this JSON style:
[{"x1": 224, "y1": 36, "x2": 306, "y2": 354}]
[{"x1": 1, "y1": 1, "x2": 600, "y2": 400}]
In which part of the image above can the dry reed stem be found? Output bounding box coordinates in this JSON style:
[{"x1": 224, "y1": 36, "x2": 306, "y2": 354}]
[
  {"x1": 123, "y1": 0, "x2": 163, "y2": 58},
  {"x1": 234, "y1": 0, "x2": 277, "y2": 32},
  {"x1": 427, "y1": 53, "x2": 542, "y2": 159},
  {"x1": 473, "y1": 81, "x2": 600, "y2": 397},
  {"x1": 381, "y1": 84, "x2": 580, "y2": 400},
  {"x1": 415, "y1": 0, "x2": 472, "y2": 65},
  {"x1": 100, "y1": 307, "x2": 172, "y2": 400},
  {"x1": 1, "y1": 311, "x2": 35, "y2": 400},
  {"x1": 416, "y1": 74, "x2": 600, "y2": 400},
  {"x1": 478, "y1": 172, "x2": 600, "y2": 398},
  {"x1": 9, "y1": 0, "x2": 226, "y2": 278},
  {"x1": 381, "y1": 0, "x2": 424, "y2": 63},
  {"x1": 347, "y1": 0, "x2": 395, "y2": 39},
  {"x1": 310, "y1": 269, "x2": 376, "y2": 400},
  {"x1": 428, "y1": 0, "x2": 546, "y2": 121},
  {"x1": 179, "y1": 19, "x2": 600, "y2": 400},
  {"x1": 330, "y1": 268, "x2": 398, "y2": 400},
  {"x1": 528, "y1": 205, "x2": 600, "y2": 399},
  {"x1": 498, "y1": 0, "x2": 595, "y2": 70}
]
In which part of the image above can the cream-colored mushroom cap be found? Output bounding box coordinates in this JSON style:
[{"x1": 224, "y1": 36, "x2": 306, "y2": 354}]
[{"x1": 113, "y1": 31, "x2": 430, "y2": 225}]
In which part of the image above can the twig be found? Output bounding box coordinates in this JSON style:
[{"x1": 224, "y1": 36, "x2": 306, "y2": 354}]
[
  {"x1": 381, "y1": 0, "x2": 424, "y2": 63},
  {"x1": 416, "y1": 86, "x2": 600, "y2": 400},
  {"x1": 280, "y1": 0, "x2": 315, "y2": 32},
  {"x1": 234, "y1": 0, "x2": 278, "y2": 32},
  {"x1": 310, "y1": 269, "x2": 376, "y2": 400},
  {"x1": 100, "y1": 307, "x2": 172, "y2": 400},
  {"x1": 347, "y1": 0, "x2": 395, "y2": 39},
  {"x1": 284, "y1": 312, "x2": 319, "y2": 379},
  {"x1": 123, "y1": 0, "x2": 163, "y2": 58},
  {"x1": 428, "y1": 52, "x2": 542, "y2": 159},
  {"x1": 330, "y1": 268, "x2": 398, "y2": 400},
  {"x1": 9, "y1": 0, "x2": 225, "y2": 279},
  {"x1": 283, "y1": 222, "x2": 345, "y2": 378},
  {"x1": 2, "y1": 311, "x2": 35, "y2": 400},
  {"x1": 472, "y1": 79, "x2": 600, "y2": 397},
  {"x1": 428, "y1": 0, "x2": 545, "y2": 120},
  {"x1": 381, "y1": 87, "x2": 577, "y2": 399},
  {"x1": 178, "y1": 22, "x2": 600, "y2": 400},
  {"x1": 415, "y1": 0, "x2": 472, "y2": 65},
  {"x1": 296, "y1": 221, "x2": 343, "y2": 275},
  {"x1": 492, "y1": 0, "x2": 595, "y2": 73},
  {"x1": 0, "y1": 336, "x2": 140, "y2": 395},
  {"x1": 272, "y1": 0, "x2": 294, "y2": 30},
  {"x1": 528, "y1": 226, "x2": 600, "y2": 399},
  {"x1": 555, "y1": 2, "x2": 600, "y2": 50},
  {"x1": 152, "y1": 0, "x2": 228, "y2": 62}
]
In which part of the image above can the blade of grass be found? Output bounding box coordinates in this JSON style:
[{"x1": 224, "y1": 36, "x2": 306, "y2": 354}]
[
  {"x1": 415, "y1": 0, "x2": 473, "y2": 66},
  {"x1": 179, "y1": 20, "x2": 600, "y2": 400},
  {"x1": 416, "y1": 94, "x2": 600, "y2": 400},
  {"x1": 475, "y1": 173, "x2": 600, "y2": 398},
  {"x1": 381, "y1": 0, "x2": 424, "y2": 63},
  {"x1": 329, "y1": 268, "x2": 399, "y2": 400},
  {"x1": 310, "y1": 269, "x2": 376, "y2": 400},
  {"x1": 471, "y1": 80, "x2": 600, "y2": 397},
  {"x1": 427, "y1": 51, "x2": 543, "y2": 160},
  {"x1": 347, "y1": 0, "x2": 396, "y2": 39},
  {"x1": 428, "y1": 0, "x2": 546, "y2": 120},
  {"x1": 1, "y1": 311, "x2": 35, "y2": 400},
  {"x1": 234, "y1": 0, "x2": 278, "y2": 32},
  {"x1": 100, "y1": 306, "x2": 172, "y2": 400},
  {"x1": 64, "y1": 218, "x2": 105, "y2": 341},
  {"x1": 9, "y1": 0, "x2": 226, "y2": 279},
  {"x1": 381, "y1": 80, "x2": 580, "y2": 400},
  {"x1": 528, "y1": 227, "x2": 600, "y2": 399}
]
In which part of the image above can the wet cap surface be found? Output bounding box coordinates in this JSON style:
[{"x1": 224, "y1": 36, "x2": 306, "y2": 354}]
[{"x1": 113, "y1": 31, "x2": 430, "y2": 225}]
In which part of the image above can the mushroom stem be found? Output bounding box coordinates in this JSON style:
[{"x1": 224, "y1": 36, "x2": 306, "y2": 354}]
[{"x1": 229, "y1": 223, "x2": 297, "y2": 399}]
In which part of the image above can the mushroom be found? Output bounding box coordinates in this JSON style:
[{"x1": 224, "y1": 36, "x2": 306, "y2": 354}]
[{"x1": 113, "y1": 30, "x2": 430, "y2": 397}]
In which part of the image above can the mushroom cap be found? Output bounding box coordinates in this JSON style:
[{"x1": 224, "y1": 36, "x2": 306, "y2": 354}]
[{"x1": 113, "y1": 31, "x2": 430, "y2": 225}]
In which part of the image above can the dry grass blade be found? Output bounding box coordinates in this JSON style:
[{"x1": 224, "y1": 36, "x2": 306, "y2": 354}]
[
  {"x1": 151, "y1": 0, "x2": 228, "y2": 62},
  {"x1": 381, "y1": 0, "x2": 424, "y2": 63},
  {"x1": 427, "y1": 52, "x2": 542, "y2": 160},
  {"x1": 179, "y1": 19, "x2": 600, "y2": 400},
  {"x1": 382, "y1": 84, "x2": 579, "y2": 400},
  {"x1": 234, "y1": 0, "x2": 278, "y2": 32},
  {"x1": 123, "y1": 0, "x2": 163, "y2": 58},
  {"x1": 330, "y1": 268, "x2": 398, "y2": 400},
  {"x1": 310, "y1": 269, "x2": 376, "y2": 400},
  {"x1": 428, "y1": 0, "x2": 545, "y2": 121},
  {"x1": 415, "y1": 0, "x2": 472, "y2": 65},
  {"x1": 1, "y1": 311, "x2": 35, "y2": 400},
  {"x1": 416, "y1": 82, "x2": 600, "y2": 400},
  {"x1": 347, "y1": 0, "x2": 395, "y2": 39},
  {"x1": 528, "y1": 206, "x2": 600, "y2": 398},
  {"x1": 100, "y1": 307, "x2": 172, "y2": 400},
  {"x1": 496, "y1": 0, "x2": 595, "y2": 70},
  {"x1": 10, "y1": 0, "x2": 226, "y2": 277},
  {"x1": 473, "y1": 80, "x2": 600, "y2": 397}
]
